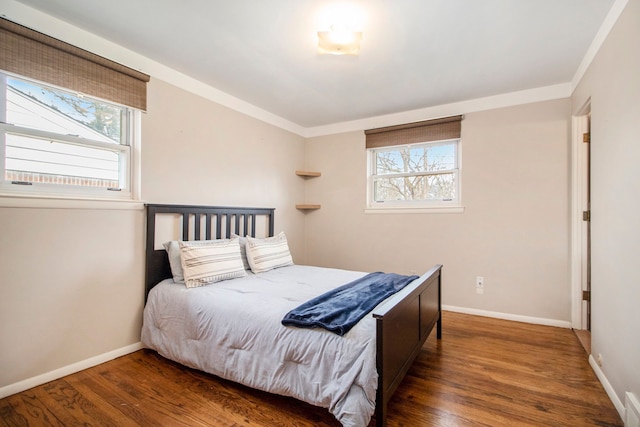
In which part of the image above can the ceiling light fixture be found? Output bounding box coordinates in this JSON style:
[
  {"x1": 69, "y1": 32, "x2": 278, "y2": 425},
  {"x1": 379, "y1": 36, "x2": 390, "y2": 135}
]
[
  {"x1": 316, "y1": 3, "x2": 364, "y2": 55},
  {"x1": 317, "y1": 25, "x2": 363, "y2": 55}
]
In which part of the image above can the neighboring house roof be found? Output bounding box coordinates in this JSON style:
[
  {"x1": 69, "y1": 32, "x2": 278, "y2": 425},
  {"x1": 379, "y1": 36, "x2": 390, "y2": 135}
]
[{"x1": 7, "y1": 86, "x2": 114, "y2": 143}]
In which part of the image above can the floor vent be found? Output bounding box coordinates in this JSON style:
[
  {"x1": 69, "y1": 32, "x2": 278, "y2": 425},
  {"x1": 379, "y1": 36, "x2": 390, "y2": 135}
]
[{"x1": 626, "y1": 392, "x2": 640, "y2": 427}]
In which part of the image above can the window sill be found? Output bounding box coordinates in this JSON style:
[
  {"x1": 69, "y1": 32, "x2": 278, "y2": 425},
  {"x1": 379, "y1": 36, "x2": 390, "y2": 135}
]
[
  {"x1": 0, "y1": 194, "x2": 145, "y2": 210},
  {"x1": 365, "y1": 205, "x2": 465, "y2": 214}
]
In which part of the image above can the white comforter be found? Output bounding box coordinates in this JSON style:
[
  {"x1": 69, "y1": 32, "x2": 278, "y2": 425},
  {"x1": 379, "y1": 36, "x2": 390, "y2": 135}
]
[{"x1": 141, "y1": 265, "x2": 378, "y2": 427}]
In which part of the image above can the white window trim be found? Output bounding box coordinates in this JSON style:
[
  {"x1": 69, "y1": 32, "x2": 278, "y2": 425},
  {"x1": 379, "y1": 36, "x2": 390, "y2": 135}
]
[
  {"x1": 0, "y1": 110, "x2": 143, "y2": 210},
  {"x1": 366, "y1": 139, "x2": 464, "y2": 213},
  {"x1": 0, "y1": 73, "x2": 143, "y2": 208},
  {"x1": 1, "y1": 124, "x2": 131, "y2": 195},
  {"x1": 365, "y1": 205, "x2": 465, "y2": 214},
  {"x1": 0, "y1": 193, "x2": 144, "y2": 210}
]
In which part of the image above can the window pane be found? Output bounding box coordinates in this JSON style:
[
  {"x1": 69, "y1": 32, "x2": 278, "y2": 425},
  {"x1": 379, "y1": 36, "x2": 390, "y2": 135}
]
[
  {"x1": 374, "y1": 173, "x2": 456, "y2": 202},
  {"x1": 375, "y1": 142, "x2": 455, "y2": 175},
  {"x1": 6, "y1": 77, "x2": 124, "y2": 144},
  {"x1": 5, "y1": 133, "x2": 120, "y2": 188}
]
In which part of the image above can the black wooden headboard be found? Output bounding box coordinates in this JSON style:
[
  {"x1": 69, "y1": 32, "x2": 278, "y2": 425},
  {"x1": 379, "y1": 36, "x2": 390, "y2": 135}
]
[{"x1": 145, "y1": 204, "x2": 275, "y2": 299}]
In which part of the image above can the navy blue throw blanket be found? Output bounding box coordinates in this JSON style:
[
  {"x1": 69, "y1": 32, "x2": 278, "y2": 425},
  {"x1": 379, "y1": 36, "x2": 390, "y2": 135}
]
[{"x1": 281, "y1": 272, "x2": 419, "y2": 336}]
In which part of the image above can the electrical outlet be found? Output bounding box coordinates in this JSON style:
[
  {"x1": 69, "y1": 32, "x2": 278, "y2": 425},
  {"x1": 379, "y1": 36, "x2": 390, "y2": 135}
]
[
  {"x1": 476, "y1": 276, "x2": 484, "y2": 294},
  {"x1": 597, "y1": 353, "x2": 603, "y2": 366}
]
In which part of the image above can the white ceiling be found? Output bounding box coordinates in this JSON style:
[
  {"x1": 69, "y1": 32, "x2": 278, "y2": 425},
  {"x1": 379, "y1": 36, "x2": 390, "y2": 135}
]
[{"x1": 10, "y1": 0, "x2": 617, "y2": 130}]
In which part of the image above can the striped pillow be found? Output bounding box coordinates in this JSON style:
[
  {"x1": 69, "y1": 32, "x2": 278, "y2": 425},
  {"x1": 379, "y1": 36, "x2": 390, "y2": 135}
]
[
  {"x1": 179, "y1": 238, "x2": 247, "y2": 288},
  {"x1": 245, "y1": 232, "x2": 293, "y2": 273},
  {"x1": 164, "y1": 239, "x2": 225, "y2": 283}
]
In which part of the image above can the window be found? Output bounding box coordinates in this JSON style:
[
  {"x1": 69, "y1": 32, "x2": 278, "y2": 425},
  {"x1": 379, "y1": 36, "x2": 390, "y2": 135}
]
[
  {"x1": 0, "y1": 17, "x2": 148, "y2": 203},
  {"x1": 365, "y1": 115, "x2": 463, "y2": 211},
  {"x1": 368, "y1": 139, "x2": 460, "y2": 207},
  {"x1": 0, "y1": 73, "x2": 133, "y2": 198}
]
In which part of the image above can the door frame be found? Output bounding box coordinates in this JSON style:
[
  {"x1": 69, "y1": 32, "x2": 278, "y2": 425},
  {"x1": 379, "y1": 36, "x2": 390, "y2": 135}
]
[{"x1": 571, "y1": 100, "x2": 591, "y2": 330}]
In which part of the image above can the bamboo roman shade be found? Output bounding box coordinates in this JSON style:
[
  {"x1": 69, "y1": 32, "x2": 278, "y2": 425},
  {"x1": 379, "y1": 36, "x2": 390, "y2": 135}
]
[
  {"x1": 0, "y1": 17, "x2": 150, "y2": 111},
  {"x1": 365, "y1": 115, "x2": 463, "y2": 149}
]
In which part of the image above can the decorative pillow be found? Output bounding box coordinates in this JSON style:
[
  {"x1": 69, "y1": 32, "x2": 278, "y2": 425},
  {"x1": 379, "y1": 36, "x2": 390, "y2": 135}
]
[
  {"x1": 163, "y1": 239, "x2": 229, "y2": 283},
  {"x1": 179, "y1": 238, "x2": 247, "y2": 288},
  {"x1": 231, "y1": 233, "x2": 251, "y2": 270},
  {"x1": 245, "y1": 232, "x2": 294, "y2": 274},
  {"x1": 163, "y1": 240, "x2": 186, "y2": 283}
]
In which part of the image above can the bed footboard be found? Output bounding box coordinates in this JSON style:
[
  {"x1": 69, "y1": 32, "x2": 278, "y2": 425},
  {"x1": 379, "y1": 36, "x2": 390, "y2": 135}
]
[{"x1": 372, "y1": 264, "x2": 442, "y2": 427}]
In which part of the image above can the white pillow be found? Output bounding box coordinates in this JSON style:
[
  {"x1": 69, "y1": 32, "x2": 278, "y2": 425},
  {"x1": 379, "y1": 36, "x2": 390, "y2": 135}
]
[
  {"x1": 179, "y1": 238, "x2": 247, "y2": 288},
  {"x1": 231, "y1": 233, "x2": 251, "y2": 270},
  {"x1": 163, "y1": 240, "x2": 185, "y2": 283},
  {"x1": 245, "y1": 232, "x2": 294, "y2": 273}
]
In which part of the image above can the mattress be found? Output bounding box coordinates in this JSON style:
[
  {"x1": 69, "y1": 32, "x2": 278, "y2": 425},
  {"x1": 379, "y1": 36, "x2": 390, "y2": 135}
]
[{"x1": 141, "y1": 264, "x2": 379, "y2": 427}]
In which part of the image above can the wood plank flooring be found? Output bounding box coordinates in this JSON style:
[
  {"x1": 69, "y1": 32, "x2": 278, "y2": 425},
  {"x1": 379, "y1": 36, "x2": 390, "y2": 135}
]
[
  {"x1": 0, "y1": 311, "x2": 622, "y2": 426},
  {"x1": 574, "y1": 329, "x2": 592, "y2": 355}
]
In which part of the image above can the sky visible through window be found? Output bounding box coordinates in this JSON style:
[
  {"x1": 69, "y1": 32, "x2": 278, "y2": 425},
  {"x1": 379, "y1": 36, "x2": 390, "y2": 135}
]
[
  {"x1": 372, "y1": 140, "x2": 458, "y2": 203},
  {"x1": 7, "y1": 77, "x2": 123, "y2": 143},
  {"x1": 375, "y1": 143, "x2": 455, "y2": 175},
  {"x1": 3, "y1": 75, "x2": 126, "y2": 188}
]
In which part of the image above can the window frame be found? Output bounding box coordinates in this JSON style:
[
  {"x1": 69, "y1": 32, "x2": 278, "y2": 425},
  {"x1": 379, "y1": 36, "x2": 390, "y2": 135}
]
[
  {"x1": 0, "y1": 72, "x2": 139, "y2": 201},
  {"x1": 366, "y1": 138, "x2": 463, "y2": 213}
]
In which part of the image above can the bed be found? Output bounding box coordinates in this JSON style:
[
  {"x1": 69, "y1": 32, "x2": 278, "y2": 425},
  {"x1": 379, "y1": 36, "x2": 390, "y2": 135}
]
[{"x1": 142, "y1": 204, "x2": 442, "y2": 427}]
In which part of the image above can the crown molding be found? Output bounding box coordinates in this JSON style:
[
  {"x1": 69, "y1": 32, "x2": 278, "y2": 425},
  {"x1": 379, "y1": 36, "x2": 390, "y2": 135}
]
[
  {"x1": 302, "y1": 83, "x2": 572, "y2": 138},
  {"x1": 0, "y1": 0, "x2": 306, "y2": 136},
  {"x1": 571, "y1": 0, "x2": 629, "y2": 92},
  {"x1": 2, "y1": 0, "x2": 626, "y2": 139}
]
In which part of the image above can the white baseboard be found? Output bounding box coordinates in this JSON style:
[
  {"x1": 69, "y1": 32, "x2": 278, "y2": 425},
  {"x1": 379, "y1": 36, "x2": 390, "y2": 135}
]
[
  {"x1": 588, "y1": 355, "x2": 626, "y2": 420},
  {"x1": 0, "y1": 342, "x2": 144, "y2": 399},
  {"x1": 626, "y1": 392, "x2": 640, "y2": 427},
  {"x1": 442, "y1": 305, "x2": 573, "y2": 328}
]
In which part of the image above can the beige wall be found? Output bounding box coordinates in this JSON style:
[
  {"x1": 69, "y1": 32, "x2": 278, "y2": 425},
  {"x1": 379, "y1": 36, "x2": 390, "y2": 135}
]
[
  {"x1": 142, "y1": 78, "x2": 306, "y2": 258},
  {"x1": 0, "y1": 207, "x2": 145, "y2": 387},
  {"x1": 304, "y1": 99, "x2": 572, "y2": 322},
  {"x1": 3, "y1": 0, "x2": 637, "y2": 412},
  {"x1": 0, "y1": 78, "x2": 306, "y2": 392},
  {"x1": 571, "y1": 0, "x2": 640, "y2": 410}
]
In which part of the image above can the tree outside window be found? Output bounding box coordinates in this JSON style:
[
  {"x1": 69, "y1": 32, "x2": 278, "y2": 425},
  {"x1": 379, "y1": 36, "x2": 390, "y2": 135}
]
[{"x1": 370, "y1": 139, "x2": 459, "y2": 206}]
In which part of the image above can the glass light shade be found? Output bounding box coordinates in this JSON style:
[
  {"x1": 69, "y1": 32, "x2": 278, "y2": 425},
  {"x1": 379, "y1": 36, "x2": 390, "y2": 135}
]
[{"x1": 317, "y1": 29, "x2": 363, "y2": 55}]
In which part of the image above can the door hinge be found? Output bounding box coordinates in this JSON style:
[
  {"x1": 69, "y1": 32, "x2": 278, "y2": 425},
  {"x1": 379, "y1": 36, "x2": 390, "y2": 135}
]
[
  {"x1": 582, "y1": 210, "x2": 591, "y2": 221},
  {"x1": 583, "y1": 133, "x2": 590, "y2": 143},
  {"x1": 582, "y1": 290, "x2": 591, "y2": 301}
]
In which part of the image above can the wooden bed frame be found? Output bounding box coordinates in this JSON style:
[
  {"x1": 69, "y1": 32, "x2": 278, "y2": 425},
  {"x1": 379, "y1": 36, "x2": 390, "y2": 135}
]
[{"x1": 144, "y1": 203, "x2": 442, "y2": 427}]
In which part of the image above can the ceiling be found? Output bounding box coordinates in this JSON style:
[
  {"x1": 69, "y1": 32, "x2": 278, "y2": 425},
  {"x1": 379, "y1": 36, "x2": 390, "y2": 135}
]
[{"x1": 11, "y1": 0, "x2": 616, "y2": 130}]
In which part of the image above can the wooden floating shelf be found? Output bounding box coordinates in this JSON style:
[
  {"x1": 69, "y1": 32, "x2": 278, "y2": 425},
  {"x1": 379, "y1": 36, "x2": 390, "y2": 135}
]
[
  {"x1": 296, "y1": 171, "x2": 320, "y2": 210},
  {"x1": 295, "y1": 170, "x2": 321, "y2": 177}
]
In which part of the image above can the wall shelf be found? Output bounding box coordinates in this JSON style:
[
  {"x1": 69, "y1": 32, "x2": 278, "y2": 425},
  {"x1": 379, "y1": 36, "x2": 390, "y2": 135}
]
[
  {"x1": 296, "y1": 204, "x2": 321, "y2": 210},
  {"x1": 296, "y1": 170, "x2": 321, "y2": 210},
  {"x1": 295, "y1": 170, "x2": 321, "y2": 177}
]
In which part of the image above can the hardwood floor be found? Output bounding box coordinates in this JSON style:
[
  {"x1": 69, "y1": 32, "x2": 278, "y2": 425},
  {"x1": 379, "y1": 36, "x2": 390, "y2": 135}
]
[
  {"x1": 574, "y1": 329, "x2": 592, "y2": 355},
  {"x1": 0, "y1": 311, "x2": 622, "y2": 427}
]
